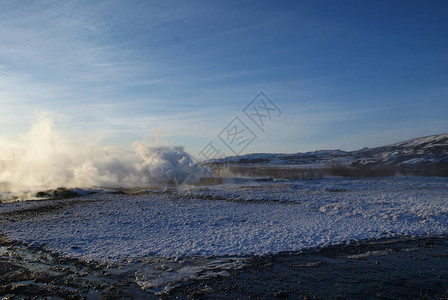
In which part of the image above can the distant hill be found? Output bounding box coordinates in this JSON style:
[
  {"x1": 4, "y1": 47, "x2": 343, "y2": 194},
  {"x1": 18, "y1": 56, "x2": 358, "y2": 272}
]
[
  {"x1": 351, "y1": 133, "x2": 448, "y2": 167},
  {"x1": 208, "y1": 133, "x2": 448, "y2": 170}
]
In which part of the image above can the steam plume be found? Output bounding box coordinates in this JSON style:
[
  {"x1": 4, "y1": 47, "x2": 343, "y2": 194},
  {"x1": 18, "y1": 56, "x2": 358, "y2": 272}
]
[{"x1": 0, "y1": 114, "x2": 209, "y2": 192}]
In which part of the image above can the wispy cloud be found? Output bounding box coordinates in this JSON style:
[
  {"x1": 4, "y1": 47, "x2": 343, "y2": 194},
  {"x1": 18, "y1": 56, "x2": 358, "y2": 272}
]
[{"x1": 0, "y1": 1, "x2": 446, "y2": 155}]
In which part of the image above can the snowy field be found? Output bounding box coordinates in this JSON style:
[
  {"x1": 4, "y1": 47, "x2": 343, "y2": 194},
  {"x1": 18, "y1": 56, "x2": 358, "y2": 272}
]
[{"x1": 1, "y1": 176, "x2": 447, "y2": 262}]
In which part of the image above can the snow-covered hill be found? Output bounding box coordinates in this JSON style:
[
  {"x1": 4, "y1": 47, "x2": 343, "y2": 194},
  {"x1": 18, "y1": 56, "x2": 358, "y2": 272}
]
[
  {"x1": 352, "y1": 133, "x2": 448, "y2": 167},
  {"x1": 209, "y1": 133, "x2": 448, "y2": 168}
]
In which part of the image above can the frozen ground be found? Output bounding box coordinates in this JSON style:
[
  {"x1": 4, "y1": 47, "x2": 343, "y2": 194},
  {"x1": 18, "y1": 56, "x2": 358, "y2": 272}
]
[{"x1": 0, "y1": 176, "x2": 447, "y2": 262}]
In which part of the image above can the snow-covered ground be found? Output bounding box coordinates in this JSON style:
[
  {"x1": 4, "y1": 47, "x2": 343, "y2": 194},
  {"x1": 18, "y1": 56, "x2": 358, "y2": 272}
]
[{"x1": 0, "y1": 176, "x2": 447, "y2": 262}]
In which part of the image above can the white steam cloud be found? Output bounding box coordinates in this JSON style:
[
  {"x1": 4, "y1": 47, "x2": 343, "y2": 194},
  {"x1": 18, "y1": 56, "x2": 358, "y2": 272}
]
[{"x1": 0, "y1": 115, "x2": 210, "y2": 192}]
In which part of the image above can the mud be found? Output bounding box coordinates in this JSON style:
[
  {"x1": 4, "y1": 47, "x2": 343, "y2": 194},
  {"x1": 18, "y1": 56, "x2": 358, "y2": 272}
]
[
  {"x1": 167, "y1": 236, "x2": 448, "y2": 299},
  {"x1": 1, "y1": 235, "x2": 448, "y2": 299}
]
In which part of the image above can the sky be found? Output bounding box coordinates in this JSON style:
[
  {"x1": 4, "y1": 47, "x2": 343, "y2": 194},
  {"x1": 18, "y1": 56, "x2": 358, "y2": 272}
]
[{"x1": 0, "y1": 0, "x2": 447, "y2": 157}]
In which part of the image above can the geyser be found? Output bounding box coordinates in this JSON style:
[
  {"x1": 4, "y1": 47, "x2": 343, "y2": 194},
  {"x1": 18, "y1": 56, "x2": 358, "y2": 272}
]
[{"x1": 0, "y1": 115, "x2": 210, "y2": 192}]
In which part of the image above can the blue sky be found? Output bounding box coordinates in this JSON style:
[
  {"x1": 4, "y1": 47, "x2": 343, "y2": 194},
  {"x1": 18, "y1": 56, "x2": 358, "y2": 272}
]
[{"x1": 0, "y1": 0, "x2": 447, "y2": 156}]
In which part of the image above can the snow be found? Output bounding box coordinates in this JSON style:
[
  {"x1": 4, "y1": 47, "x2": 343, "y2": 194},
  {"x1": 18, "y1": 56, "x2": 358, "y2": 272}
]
[
  {"x1": 0, "y1": 176, "x2": 447, "y2": 262},
  {"x1": 388, "y1": 133, "x2": 448, "y2": 148},
  {"x1": 400, "y1": 157, "x2": 427, "y2": 165},
  {"x1": 210, "y1": 133, "x2": 448, "y2": 167}
]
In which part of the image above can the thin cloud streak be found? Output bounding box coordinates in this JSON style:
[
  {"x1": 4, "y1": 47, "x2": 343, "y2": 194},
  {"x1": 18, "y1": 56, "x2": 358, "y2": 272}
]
[{"x1": 0, "y1": 1, "x2": 446, "y2": 155}]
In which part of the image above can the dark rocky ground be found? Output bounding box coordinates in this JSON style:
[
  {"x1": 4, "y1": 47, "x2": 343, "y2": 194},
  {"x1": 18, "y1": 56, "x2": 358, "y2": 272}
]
[
  {"x1": 1, "y1": 234, "x2": 448, "y2": 299},
  {"x1": 1, "y1": 189, "x2": 447, "y2": 299},
  {"x1": 167, "y1": 236, "x2": 448, "y2": 299}
]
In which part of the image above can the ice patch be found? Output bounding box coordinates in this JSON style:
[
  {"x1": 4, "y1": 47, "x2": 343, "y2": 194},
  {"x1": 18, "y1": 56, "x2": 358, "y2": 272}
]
[
  {"x1": 347, "y1": 250, "x2": 392, "y2": 259},
  {"x1": 135, "y1": 257, "x2": 246, "y2": 295}
]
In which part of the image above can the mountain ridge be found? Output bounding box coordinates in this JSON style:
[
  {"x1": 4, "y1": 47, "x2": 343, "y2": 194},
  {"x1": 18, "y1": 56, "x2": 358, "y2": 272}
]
[{"x1": 209, "y1": 133, "x2": 448, "y2": 168}]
